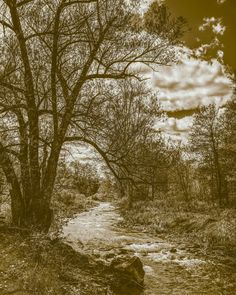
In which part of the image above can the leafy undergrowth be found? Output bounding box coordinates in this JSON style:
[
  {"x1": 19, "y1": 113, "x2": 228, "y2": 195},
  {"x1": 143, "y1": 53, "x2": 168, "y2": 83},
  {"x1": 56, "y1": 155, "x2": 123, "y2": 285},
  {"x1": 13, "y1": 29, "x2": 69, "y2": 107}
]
[
  {"x1": 119, "y1": 196, "x2": 236, "y2": 259},
  {"x1": 0, "y1": 232, "x2": 115, "y2": 295}
]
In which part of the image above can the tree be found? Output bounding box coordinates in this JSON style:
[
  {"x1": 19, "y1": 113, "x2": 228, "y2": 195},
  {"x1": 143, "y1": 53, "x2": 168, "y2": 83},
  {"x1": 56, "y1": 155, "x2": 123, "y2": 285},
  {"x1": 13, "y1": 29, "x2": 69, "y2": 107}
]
[
  {"x1": 221, "y1": 95, "x2": 236, "y2": 175},
  {"x1": 219, "y1": 94, "x2": 236, "y2": 204},
  {"x1": 53, "y1": 159, "x2": 100, "y2": 196},
  {"x1": 0, "y1": 0, "x2": 178, "y2": 230},
  {"x1": 189, "y1": 104, "x2": 227, "y2": 206},
  {"x1": 170, "y1": 144, "x2": 193, "y2": 202},
  {"x1": 66, "y1": 79, "x2": 166, "y2": 203},
  {"x1": 144, "y1": 1, "x2": 187, "y2": 41},
  {"x1": 70, "y1": 162, "x2": 100, "y2": 196},
  {"x1": 124, "y1": 136, "x2": 170, "y2": 201}
]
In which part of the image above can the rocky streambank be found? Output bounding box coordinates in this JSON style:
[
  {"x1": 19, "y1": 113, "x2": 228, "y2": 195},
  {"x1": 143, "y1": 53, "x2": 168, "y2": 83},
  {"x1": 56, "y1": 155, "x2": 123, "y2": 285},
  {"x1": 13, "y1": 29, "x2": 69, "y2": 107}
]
[{"x1": 62, "y1": 202, "x2": 236, "y2": 294}]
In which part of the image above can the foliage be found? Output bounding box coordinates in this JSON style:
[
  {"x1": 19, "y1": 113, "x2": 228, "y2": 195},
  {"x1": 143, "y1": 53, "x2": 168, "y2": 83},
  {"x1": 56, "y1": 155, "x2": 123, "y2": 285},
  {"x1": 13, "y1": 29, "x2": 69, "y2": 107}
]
[
  {"x1": 144, "y1": 1, "x2": 188, "y2": 41},
  {"x1": 71, "y1": 162, "x2": 100, "y2": 197},
  {"x1": 56, "y1": 160, "x2": 100, "y2": 197}
]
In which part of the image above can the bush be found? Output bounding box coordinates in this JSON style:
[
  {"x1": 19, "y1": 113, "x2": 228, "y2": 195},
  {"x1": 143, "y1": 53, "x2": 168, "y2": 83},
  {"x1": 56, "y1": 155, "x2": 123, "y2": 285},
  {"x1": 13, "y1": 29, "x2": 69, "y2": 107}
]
[{"x1": 55, "y1": 161, "x2": 100, "y2": 197}]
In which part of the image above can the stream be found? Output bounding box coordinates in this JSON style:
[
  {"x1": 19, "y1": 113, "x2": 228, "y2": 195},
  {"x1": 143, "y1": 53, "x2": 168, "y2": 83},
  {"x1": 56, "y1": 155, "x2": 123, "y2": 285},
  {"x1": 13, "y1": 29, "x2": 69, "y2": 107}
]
[{"x1": 62, "y1": 202, "x2": 236, "y2": 295}]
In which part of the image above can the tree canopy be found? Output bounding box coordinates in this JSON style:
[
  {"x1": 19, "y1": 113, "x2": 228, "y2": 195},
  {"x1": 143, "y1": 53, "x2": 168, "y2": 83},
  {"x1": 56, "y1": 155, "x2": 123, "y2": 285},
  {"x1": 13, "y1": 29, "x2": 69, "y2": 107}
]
[{"x1": 0, "y1": 0, "x2": 180, "y2": 229}]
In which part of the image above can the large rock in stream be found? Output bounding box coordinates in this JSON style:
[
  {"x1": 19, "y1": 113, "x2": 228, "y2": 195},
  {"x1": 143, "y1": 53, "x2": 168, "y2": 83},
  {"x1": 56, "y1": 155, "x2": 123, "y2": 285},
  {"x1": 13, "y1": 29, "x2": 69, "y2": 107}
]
[
  {"x1": 110, "y1": 255, "x2": 145, "y2": 285},
  {"x1": 90, "y1": 251, "x2": 145, "y2": 294},
  {"x1": 109, "y1": 255, "x2": 145, "y2": 294}
]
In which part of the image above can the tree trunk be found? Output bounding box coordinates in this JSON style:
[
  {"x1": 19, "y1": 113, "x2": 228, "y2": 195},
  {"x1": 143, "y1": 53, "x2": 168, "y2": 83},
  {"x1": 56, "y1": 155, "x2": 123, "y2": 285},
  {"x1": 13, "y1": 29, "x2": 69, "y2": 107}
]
[
  {"x1": 10, "y1": 189, "x2": 26, "y2": 227},
  {"x1": 211, "y1": 131, "x2": 223, "y2": 206},
  {"x1": 0, "y1": 142, "x2": 25, "y2": 226},
  {"x1": 29, "y1": 143, "x2": 63, "y2": 232},
  {"x1": 26, "y1": 198, "x2": 53, "y2": 232}
]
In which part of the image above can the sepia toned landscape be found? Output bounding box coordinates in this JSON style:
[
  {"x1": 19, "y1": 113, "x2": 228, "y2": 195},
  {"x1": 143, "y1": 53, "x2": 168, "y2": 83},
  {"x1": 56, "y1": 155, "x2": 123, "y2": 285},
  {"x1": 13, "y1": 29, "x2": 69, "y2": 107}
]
[{"x1": 0, "y1": 0, "x2": 236, "y2": 294}]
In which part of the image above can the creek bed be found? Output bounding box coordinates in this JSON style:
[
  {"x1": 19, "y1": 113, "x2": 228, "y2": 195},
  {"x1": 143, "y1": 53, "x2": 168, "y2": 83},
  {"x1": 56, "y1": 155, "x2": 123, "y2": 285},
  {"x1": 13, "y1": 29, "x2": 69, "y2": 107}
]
[{"x1": 62, "y1": 202, "x2": 236, "y2": 295}]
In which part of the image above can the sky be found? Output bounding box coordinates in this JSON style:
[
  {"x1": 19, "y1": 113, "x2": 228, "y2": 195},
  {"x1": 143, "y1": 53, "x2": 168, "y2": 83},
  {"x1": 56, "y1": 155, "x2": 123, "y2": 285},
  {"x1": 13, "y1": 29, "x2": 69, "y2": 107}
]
[
  {"x1": 150, "y1": 0, "x2": 235, "y2": 140},
  {"x1": 166, "y1": 0, "x2": 236, "y2": 71}
]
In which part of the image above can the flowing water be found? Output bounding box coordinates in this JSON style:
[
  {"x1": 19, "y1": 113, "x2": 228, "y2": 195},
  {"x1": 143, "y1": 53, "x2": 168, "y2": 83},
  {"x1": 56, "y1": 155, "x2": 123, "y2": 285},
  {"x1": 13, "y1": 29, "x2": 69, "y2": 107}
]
[{"x1": 62, "y1": 202, "x2": 236, "y2": 295}]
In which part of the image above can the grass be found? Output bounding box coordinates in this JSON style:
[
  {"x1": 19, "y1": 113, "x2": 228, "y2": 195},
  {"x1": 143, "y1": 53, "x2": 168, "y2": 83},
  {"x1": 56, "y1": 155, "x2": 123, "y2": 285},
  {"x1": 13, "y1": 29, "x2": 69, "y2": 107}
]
[
  {"x1": 0, "y1": 231, "x2": 114, "y2": 295},
  {"x1": 119, "y1": 193, "x2": 236, "y2": 258},
  {"x1": 0, "y1": 188, "x2": 112, "y2": 295},
  {"x1": 0, "y1": 187, "x2": 144, "y2": 295}
]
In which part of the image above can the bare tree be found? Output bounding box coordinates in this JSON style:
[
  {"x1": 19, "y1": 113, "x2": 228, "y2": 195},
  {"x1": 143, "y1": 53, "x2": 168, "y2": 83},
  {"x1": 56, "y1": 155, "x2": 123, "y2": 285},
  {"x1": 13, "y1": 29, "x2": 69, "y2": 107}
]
[
  {"x1": 65, "y1": 80, "x2": 165, "y2": 201},
  {"x1": 170, "y1": 144, "x2": 193, "y2": 202},
  {"x1": 0, "y1": 0, "x2": 177, "y2": 229},
  {"x1": 189, "y1": 104, "x2": 226, "y2": 206}
]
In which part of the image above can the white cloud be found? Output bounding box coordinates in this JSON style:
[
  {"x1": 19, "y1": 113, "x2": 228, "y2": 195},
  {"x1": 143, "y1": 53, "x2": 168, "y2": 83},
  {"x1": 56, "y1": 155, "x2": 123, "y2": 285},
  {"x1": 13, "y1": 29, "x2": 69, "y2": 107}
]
[
  {"x1": 155, "y1": 115, "x2": 193, "y2": 142},
  {"x1": 212, "y1": 22, "x2": 226, "y2": 35},
  {"x1": 217, "y1": 0, "x2": 227, "y2": 4},
  {"x1": 199, "y1": 17, "x2": 226, "y2": 36},
  {"x1": 156, "y1": 116, "x2": 192, "y2": 132},
  {"x1": 152, "y1": 58, "x2": 233, "y2": 112}
]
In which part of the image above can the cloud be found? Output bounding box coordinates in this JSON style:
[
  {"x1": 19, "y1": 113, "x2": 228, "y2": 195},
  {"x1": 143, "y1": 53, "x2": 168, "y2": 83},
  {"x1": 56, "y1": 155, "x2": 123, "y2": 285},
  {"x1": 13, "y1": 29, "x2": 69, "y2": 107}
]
[
  {"x1": 155, "y1": 116, "x2": 193, "y2": 142},
  {"x1": 153, "y1": 58, "x2": 233, "y2": 112},
  {"x1": 217, "y1": 0, "x2": 227, "y2": 4},
  {"x1": 199, "y1": 17, "x2": 226, "y2": 36}
]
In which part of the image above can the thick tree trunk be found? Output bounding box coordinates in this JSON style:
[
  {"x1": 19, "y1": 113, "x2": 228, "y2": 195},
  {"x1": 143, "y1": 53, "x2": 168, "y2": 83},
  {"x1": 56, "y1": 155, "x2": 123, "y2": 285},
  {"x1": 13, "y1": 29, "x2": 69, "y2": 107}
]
[
  {"x1": 0, "y1": 142, "x2": 25, "y2": 226},
  {"x1": 10, "y1": 189, "x2": 26, "y2": 227},
  {"x1": 9, "y1": 2, "x2": 41, "y2": 202},
  {"x1": 0, "y1": 146, "x2": 53, "y2": 231},
  {"x1": 27, "y1": 142, "x2": 62, "y2": 232},
  {"x1": 27, "y1": 198, "x2": 53, "y2": 232}
]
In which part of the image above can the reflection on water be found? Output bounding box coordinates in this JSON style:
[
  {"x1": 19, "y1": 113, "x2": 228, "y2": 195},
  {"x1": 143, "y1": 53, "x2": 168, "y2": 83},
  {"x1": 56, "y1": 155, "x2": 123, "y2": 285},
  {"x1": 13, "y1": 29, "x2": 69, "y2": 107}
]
[{"x1": 62, "y1": 202, "x2": 236, "y2": 295}]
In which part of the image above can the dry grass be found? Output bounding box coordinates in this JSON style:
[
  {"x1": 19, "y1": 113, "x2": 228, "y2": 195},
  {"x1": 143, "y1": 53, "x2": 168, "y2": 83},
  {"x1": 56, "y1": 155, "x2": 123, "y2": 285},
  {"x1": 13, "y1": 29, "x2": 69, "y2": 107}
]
[
  {"x1": 0, "y1": 188, "x2": 109, "y2": 295},
  {"x1": 0, "y1": 232, "x2": 114, "y2": 295},
  {"x1": 119, "y1": 194, "x2": 236, "y2": 256}
]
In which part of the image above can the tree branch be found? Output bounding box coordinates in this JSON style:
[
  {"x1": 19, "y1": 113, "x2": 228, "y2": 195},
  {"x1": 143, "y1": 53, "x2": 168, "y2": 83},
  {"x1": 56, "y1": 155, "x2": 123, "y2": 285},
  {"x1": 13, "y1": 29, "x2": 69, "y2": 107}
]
[{"x1": 0, "y1": 81, "x2": 25, "y2": 94}]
